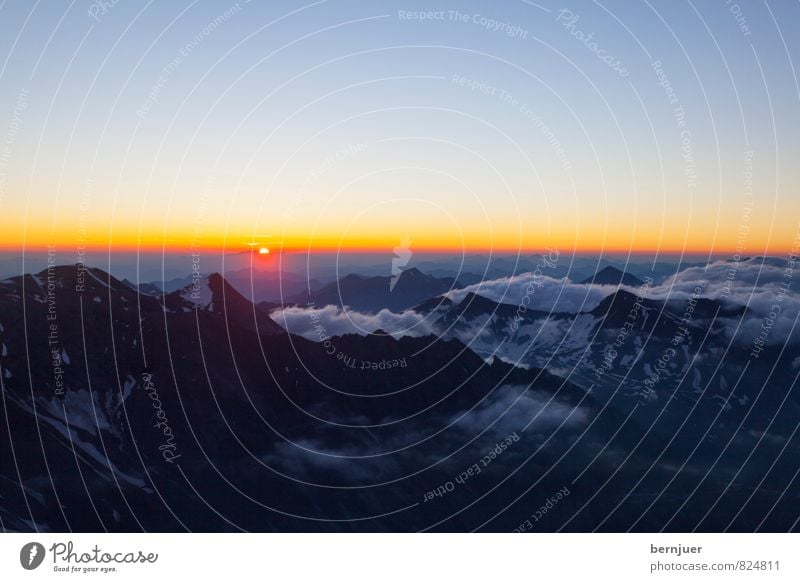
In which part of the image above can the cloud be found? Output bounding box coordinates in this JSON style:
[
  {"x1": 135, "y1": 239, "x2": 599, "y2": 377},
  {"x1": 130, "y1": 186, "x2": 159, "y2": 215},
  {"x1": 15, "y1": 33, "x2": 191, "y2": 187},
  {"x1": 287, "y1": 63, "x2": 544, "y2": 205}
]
[
  {"x1": 446, "y1": 257, "x2": 798, "y2": 320},
  {"x1": 261, "y1": 382, "x2": 588, "y2": 484},
  {"x1": 262, "y1": 438, "x2": 397, "y2": 482},
  {"x1": 270, "y1": 304, "x2": 437, "y2": 339},
  {"x1": 646, "y1": 258, "x2": 800, "y2": 346},
  {"x1": 644, "y1": 258, "x2": 795, "y2": 304},
  {"x1": 446, "y1": 274, "x2": 614, "y2": 314},
  {"x1": 452, "y1": 384, "x2": 589, "y2": 435},
  {"x1": 447, "y1": 257, "x2": 800, "y2": 348},
  {"x1": 271, "y1": 257, "x2": 800, "y2": 348}
]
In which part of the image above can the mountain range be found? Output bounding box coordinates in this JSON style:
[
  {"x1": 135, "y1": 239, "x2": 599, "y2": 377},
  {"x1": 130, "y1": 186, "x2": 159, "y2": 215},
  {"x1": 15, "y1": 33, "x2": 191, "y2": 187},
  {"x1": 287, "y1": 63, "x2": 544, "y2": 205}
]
[{"x1": 1, "y1": 261, "x2": 798, "y2": 532}]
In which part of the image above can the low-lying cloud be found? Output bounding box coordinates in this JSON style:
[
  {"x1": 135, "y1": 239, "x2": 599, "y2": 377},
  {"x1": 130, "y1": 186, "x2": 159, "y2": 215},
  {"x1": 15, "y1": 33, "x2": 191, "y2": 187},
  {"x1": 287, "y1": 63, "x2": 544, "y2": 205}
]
[
  {"x1": 270, "y1": 257, "x2": 799, "y2": 348},
  {"x1": 447, "y1": 274, "x2": 614, "y2": 314},
  {"x1": 270, "y1": 303, "x2": 437, "y2": 339},
  {"x1": 452, "y1": 384, "x2": 589, "y2": 435}
]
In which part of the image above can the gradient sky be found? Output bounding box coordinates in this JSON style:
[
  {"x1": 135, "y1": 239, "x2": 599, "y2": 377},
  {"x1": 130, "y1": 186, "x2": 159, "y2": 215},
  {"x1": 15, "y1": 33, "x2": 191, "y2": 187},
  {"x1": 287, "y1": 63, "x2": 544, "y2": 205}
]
[{"x1": 0, "y1": 0, "x2": 798, "y2": 257}]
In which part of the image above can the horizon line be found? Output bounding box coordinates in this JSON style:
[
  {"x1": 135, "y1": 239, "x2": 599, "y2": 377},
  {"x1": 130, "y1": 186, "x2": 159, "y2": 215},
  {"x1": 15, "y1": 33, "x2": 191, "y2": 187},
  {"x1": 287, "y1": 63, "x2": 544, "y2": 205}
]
[{"x1": 0, "y1": 243, "x2": 792, "y2": 258}]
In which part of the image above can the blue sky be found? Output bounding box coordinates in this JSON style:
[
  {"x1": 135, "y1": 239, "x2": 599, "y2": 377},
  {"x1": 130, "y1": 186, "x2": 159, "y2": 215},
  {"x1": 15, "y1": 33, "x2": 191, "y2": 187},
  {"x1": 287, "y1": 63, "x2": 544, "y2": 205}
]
[{"x1": 0, "y1": 0, "x2": 798, "y2": 254}]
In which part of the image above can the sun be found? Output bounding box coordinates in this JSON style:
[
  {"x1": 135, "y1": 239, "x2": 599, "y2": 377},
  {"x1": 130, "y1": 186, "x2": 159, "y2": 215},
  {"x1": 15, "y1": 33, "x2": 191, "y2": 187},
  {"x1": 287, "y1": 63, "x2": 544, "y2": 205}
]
[{"x1": 258, "y1": 247, "x2": 270, "y2": 255}]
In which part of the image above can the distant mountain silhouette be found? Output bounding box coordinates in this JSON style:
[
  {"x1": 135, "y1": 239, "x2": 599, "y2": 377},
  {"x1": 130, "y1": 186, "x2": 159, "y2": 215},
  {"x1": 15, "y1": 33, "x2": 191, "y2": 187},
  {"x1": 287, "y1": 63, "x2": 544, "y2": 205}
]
[
  {"x1": 579, "y1": 266, "x2": 644, "y2": 286},
  {"x1": 121, "y1": 278, "x2": 162, "y2": 296},
  {"x1": 222, "y1": 267, "x2": 324, "y2": 303},
  {"x1": 290, "y1": 267, "x2": 466, "y2": 313}
]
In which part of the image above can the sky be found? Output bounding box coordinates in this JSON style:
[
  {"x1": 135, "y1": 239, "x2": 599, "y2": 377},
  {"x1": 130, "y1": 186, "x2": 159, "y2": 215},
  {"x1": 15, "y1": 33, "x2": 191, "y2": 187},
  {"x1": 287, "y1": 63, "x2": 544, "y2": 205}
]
[{"x1": 0, "y1": 0, "x2": 798, "y2": 259}]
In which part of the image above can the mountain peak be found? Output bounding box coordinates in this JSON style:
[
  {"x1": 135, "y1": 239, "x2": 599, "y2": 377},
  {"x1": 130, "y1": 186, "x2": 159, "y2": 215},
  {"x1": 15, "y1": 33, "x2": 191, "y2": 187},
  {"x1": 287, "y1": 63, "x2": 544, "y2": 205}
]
[
  {"x1": 579, "y1": 266, "x2": 644, "y2": 287},
  {"x1": 28, "y1": 264, "x2": 132, "y2": 296},
  {"x1": 454, "y1": 292, "x2": 505, "y2": 317},
  {"x1": 165, "y1": 273, "x2": 284, "y2": 334},
  {"x1": 176, "y1": 275, "x2": 215, "y2": 310}
]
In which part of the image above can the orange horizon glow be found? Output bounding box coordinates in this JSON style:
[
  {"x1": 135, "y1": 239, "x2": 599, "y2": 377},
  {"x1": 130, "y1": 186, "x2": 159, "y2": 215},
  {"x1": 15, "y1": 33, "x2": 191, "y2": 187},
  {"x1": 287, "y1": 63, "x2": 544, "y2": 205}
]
[
  {"x1": 1, "y1": 238, "x2": 795, "y2": 258},
  {"x1": 4, "y1": 190, "x2": 798, "y2": 259},
  {"x1": 3, "y1": 215, "x2": 798, "y2": 258}
]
